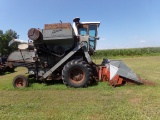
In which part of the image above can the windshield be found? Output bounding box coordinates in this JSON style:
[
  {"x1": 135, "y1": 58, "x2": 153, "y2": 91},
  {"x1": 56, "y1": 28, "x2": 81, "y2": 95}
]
[{"x1": 89, "y1": 25, "x2": 97, "y2": 50}]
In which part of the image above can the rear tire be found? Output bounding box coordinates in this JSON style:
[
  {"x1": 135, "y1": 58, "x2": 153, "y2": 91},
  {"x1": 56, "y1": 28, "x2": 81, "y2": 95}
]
[
  {"x1": 62, "y1": 60, "x2": 92, "y2": 88},
  {"x1": 13, "y1": 75, "x2": 28, "y2": 88}
]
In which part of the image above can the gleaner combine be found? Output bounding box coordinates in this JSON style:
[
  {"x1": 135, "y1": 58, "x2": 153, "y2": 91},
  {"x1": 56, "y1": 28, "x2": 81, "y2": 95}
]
[{"x1": 7, "y1": 18, "x2": 143, "y2": 88}]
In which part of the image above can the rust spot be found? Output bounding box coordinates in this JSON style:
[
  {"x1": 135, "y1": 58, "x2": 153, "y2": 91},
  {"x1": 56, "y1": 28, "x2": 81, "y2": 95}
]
[
  {"x1": 15, "y1": 78, "x2": 26, "y2": 88},
  {"x1": 28, "y1": 28, "x2": 41, "y2": 41},
  {"x1": 69, "y1": 68, "x2": 85, "y2": 84},
  {"x1": 44, "y1": 23, "x2": 72, "y2": 29}
]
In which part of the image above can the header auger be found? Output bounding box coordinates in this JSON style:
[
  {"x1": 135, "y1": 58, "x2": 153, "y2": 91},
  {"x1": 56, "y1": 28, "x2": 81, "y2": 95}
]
[{"x1": 7, "y1": 18, "x2": 143, "y2": 88}]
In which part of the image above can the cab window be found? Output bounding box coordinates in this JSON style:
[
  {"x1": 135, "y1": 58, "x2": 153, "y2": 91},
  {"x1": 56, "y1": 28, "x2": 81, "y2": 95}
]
[
  {"x1": 89, "y1": 25, "x2": 97, "y2": 49},
  {"x1": 89, "y1": 25, "x2": 97, "y2": 37},
  {"x1": 79, "y1": 28, "x2": 87, "y2": 36}
]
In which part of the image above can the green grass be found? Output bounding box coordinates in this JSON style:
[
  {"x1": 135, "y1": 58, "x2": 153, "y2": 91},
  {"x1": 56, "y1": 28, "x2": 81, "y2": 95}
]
[{"x1": 0, "y1": 56, "x2": 160, "y2": 120}]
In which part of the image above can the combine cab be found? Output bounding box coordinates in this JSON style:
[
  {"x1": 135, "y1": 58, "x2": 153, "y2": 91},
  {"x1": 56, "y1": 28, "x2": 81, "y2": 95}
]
[{"x1": 7, "y1": 18, "x2": 142, "y2": 88}]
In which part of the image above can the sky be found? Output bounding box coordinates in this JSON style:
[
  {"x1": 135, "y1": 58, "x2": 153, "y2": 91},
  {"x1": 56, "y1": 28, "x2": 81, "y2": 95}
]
[{"x1": 0, "y1": 0, "x2": 160, "y2": 49}]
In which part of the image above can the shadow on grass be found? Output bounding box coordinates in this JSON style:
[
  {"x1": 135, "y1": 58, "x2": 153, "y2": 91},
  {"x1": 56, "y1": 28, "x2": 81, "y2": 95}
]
[
  {"x1": 28, "y1": 77, "x2": 99, "y2": 87},
  {"x1": 0, "y1": 70, "x2": 16, "y2": 76},
  {"x1": 28, "y1": 78, "x2": 64, "y2": 87}
]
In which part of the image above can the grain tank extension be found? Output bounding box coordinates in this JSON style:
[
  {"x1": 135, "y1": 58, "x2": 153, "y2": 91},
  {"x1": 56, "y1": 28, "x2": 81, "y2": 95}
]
[{"x1": 7, "y1": 18, "x2": 142, "y2": 88}]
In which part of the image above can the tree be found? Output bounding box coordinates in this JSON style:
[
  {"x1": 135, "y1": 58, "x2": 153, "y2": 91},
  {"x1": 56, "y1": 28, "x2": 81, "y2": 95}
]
[
  {"x1": 0, "y1": 29, "x2": 18, "y2": 56},
  {"x1": 0, "y1": 30, "x2": 3, "y2": 36}
]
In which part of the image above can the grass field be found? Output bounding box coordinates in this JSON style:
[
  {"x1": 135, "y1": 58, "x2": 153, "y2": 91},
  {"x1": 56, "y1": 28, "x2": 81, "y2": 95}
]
[
  {"x1": 0, "y1": 56, "x2": 160, "y2": 120},
  {"x1": 93, "y1": 47, "x2": 160, "y2": 59}
]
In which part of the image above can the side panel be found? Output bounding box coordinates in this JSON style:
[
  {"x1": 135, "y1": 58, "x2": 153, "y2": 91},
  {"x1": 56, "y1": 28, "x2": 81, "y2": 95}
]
[
  {"x1": 42, "y1": 29, "x2": 73, "y2": 40},
  {"x1": 7, "y1": 50, "x2": 35, "y2": 63},
  {"x1": 41, "y1": 44, "x2": 83, "y2": 79}
]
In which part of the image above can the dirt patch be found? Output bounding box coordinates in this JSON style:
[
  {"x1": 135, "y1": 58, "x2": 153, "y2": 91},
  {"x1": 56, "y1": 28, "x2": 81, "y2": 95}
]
[
  {"x1": 139, "y1": 77, "x2": 158, "y2": 86},
  {"x1": 129, "y1": 97, "x2": 142, "y2": 105}
]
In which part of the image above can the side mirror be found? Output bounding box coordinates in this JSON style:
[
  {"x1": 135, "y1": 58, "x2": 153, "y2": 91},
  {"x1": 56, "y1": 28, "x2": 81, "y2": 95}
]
[{"x1": 96, "y1": 37, "x2": 100, "y2": 40}]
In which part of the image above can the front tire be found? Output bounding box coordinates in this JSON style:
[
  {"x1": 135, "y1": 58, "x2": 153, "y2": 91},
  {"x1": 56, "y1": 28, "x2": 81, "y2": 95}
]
[
  {"x1": 13, "y1": 75, "x2": 28, "y2": 88},
  {"x1": 62, "y1": 60, "x2": 92, "y2": 88}
]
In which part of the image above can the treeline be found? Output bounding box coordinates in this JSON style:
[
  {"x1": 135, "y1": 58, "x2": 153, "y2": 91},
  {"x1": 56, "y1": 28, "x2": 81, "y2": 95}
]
[
  {"x1": 0, "y1": 29, "x2": 18, "y2": 57},
  {"x1": 92, "y1": 47, "x2": 160, "y2": 59}
]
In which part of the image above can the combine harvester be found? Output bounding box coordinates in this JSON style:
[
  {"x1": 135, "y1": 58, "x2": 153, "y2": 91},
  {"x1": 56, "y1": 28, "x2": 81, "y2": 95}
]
[{"x1": 7, "y1": 18, "x2": 143, "y2": 88}]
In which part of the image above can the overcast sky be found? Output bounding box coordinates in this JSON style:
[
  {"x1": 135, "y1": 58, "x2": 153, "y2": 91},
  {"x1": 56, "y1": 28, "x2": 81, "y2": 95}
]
[{"x1": 0, "y1": 0, "x2": 160, "y2": 49}]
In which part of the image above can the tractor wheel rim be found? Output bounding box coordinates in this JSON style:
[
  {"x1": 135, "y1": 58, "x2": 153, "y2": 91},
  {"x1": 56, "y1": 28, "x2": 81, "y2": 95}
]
[
  {"x1": 15, "y1": 78, "x2": 25, "y2": 88},
  {"x1": 69, "y1": 68, "x2": 85, "y2": 83}
]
